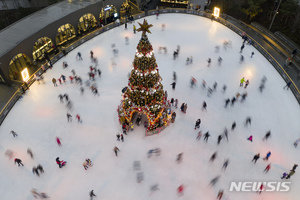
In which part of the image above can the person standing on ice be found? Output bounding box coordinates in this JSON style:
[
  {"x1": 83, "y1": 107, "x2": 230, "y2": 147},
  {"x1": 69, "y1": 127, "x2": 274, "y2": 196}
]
[
  {"x1": 224, "y1": 98, "x2": 230, "y2": 108},
  {"x1": 240, "y1": 77, "x2": 245, "y2": 86},
  {"x1": 121, "y1": 134, "x2": 124, "y2": 142},
  {"x1": 52, "y1": 78, "x2": 57, "y2": 87},
  {"x1": 14, "y1": 158, "x2": 24, "y2": 166},
  {"x1": 207, "y1": 58, "x2": 211, "y2": 67},
  {"x1": 283, "y1": 81, "x2": 292, "y2": 90},
  {"x1": 244, "y1": 80, "x2": 250, "y2": 88},
  {"x1": 89, "y1": 190, "x2": 96, "y2": 200},
  {"x1": 247, "y1": 135, "x2": 253, "y2": 142},
  {"x1": 56, "y1": 137, "x2": 62, "y2": 146},
  {"x1": 174, "y1": 99, "x2": 178, "y2": 108},
  {"x1": 77, "y1": 52, "x2": 82, "y2": 60},
  {"x1": 183, "y1": 103, "x2": 188, "y2": 113},
  {"x1": 286, "y1": 170, "x2": 295, "y2": 179},
  {"x1": 196, "y1": 131, "x2": 202, "y2": 140},
  {"x1": 190, "y1": 77, "x2": 196, "y2": 88},
  {"x1": 264, "y1": 164, "x2": 271, "y2": 173},
  {"x1": 170, "y1": 98, "x2": 174, "y2": 106},
  {"x1": 222, "y1": 85, "x2": 227, "y2": 93},
  {"x1": 210, "y1": 152, "x2": 217, "y2": 162},
  {"x1": 218, "y1": 56, "x2": 223, "y2": 66},
  {"x1": 240, "y1": 44, "x2": 245, "y2": 53},
  {"x1": 263, "y1": 151, "x2": 271, "y2": 161},
  {"x1": 177, "y1": 185, "x2": 184, "y2": 196},
  {"x1": 203, "y1": 131, "x2": 210, "y2": 142},
  {"x1": 66, "y1": 113, "x2": 72, "y2": 122},
  {"x1": 245, "y1": 117, "x2": 251, "y2": 126},
  {"x1": 231, "y1": 122, "x2": 236, "y2": 131},
  {"x1": 171, "y1": 82, "x2": 176, "y2": 90},
  {"x1": 186, "y1": 57, "x2": 190, "y2": 65},
  {"x1": 133, "y1": 25, "x2": 136, "y2": 34},
  {"x1": 294, "y1": 138, "x2": 300, "y2": 147},
  {"x1": 217, "y1": 189, "x2": 224, "y2": 200},
  {"x1": 202, "y1": 101, "x2": 207, "y2": 111},
  {"x1": 10, "y1": 130, "x2": 18, "y2": 137},
  {"x1": 213, "y1": 82, "x2": 218, "y2": 91},
  {"x1": 114, "y1": 146, "x2": 120, "y2": 156},
  {"x1": 217, "y1": 135, "x2": 223, "y2": 145},
  {"x1": 209, "y1": 176, "x2": 220, "y2": 187},
  {"x1": 251, "y1": 52, "x2": 254, "y2": 58},
  {"x1": 194, "y1": 119, "x2": 201, "y2": 129},
  {"x1": 223, "y1": 128, "x2": 228, "y2": 142},
  {"x1": 231, "y1": 97, "x2": 236, "y2": 106},
  {"x1": 116, "y1": 133, "x2": 120, "y2": 141},
  {"x1": 222, "y1": 159, "x2": 229, "y2": 171},
  {"x1": 202, "y1": 79, "x2": 206, "y2": 89},
  {"x1": 90, "y1": 50, "x2": 94, "y2": 60},
  {"x1": 281, "y1": 172, "x2": 287, "y2": 179},
  {"x1": 176, "y1": 153, "x2": 183, "y2": 163},
  {"x1": 58, "y1": 94, "x2": 64, "y2": 103},
  {"x1": 173, "y1": 71, "x2": 177, "y2": 81},
  {"x1": 263, "y1": 131, "x2": 271, "y2": 141},
  {"x1": 76, "y1": 114, "x2": 82, "y2": 123},
  {"x1": 252, "y1": 153, "x2": 260, "y2": 163},
  {"x1": 257, "y1": 184, "x2": 264, "y2": 194},
  {"x1": 27, "y1": 148, "x2": 34, "y2": 158},
  {"x1": 292, "y1": 164, "x2": 298, "y2": 171}
]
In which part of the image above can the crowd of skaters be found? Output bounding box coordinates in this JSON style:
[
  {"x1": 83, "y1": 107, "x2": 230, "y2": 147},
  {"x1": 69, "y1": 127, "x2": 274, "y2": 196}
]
[
  {"x1": 158, "y1": 31, "x2": 299, "y2": 198},
  {"x1": 4, "y1": 17, "x2": 299, "y2": 199}
]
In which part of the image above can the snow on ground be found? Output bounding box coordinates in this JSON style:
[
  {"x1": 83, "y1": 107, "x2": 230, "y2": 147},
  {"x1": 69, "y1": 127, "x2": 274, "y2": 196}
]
[{"x1": 0, "y1": 14, "x2": 300, "y2": 200}]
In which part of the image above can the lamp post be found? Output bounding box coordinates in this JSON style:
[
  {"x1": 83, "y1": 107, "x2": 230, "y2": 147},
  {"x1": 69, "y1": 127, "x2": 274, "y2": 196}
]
[
  {"x1": 269, "y1": 0, "x2": 282, "y2": 30},
  {"x1": 102, "y1": 0, "x2": 107, "y2": 25}
]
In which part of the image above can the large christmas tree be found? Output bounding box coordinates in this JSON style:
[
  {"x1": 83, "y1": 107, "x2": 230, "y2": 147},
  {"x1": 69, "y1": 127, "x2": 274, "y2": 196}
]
[{"x1": 118, "y1": 19, "x2": 170, "y2": 133}]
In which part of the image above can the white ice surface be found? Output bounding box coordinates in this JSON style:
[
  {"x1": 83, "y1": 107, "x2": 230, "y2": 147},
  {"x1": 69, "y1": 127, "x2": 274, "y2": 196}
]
[{"x1": 0, "y1": 14, "x2": 300, "y2": 200}]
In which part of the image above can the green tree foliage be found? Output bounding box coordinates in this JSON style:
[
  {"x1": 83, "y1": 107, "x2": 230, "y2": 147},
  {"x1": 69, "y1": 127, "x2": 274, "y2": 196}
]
[{"x1": 241, "y1": 0, "x2": 266, "y2": 20}]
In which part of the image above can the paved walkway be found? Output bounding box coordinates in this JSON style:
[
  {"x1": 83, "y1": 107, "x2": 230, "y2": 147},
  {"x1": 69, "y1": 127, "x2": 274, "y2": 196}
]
[{"x1": 1, "y1": 7, "x2": 300, "y2": 112}]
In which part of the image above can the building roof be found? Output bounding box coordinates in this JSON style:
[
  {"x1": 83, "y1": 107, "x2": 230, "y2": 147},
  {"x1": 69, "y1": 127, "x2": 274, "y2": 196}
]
[{"x1": 0, "y1": 0, "x2": 102, "y2": 57}]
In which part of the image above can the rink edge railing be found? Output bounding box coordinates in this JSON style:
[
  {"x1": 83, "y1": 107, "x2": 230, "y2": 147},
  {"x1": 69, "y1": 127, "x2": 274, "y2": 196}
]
[{"x1": 1, "y1": 9, "x2": 300, "y2": 126}]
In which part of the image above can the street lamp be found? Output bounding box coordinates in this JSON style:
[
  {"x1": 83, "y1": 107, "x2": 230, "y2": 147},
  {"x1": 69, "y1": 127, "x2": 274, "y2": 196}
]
[
  {"x1": 102, "y1": 0, "x2": 107, "y2": 25},
  {"x1": 269, "y1": 0, "x2": 282, "y2": 30},
  {"x1": 213, "y1": 7, "x2": 220, "y2": 18},
  {"x1": 21, "y1": 68, "x2": 29, "y2": 82}
]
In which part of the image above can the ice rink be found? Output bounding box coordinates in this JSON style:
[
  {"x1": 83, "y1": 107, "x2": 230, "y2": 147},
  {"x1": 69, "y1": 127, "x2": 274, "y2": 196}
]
[{"x1": 1, "y1": 14, "x2": 300, "y2": 200}]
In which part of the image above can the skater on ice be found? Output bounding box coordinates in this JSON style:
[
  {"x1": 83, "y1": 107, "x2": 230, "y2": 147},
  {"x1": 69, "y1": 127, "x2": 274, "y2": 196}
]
[
  {"x1": 263, "y1": 131, "x2": 271, "y2": 141},
  {"x1": 263, "y1": 151, "x2": 271, "y2": 161},
  {"x1": 114, "y1": 146, "x2": 120, "y2": 156},
  {"x1": 252, "y1": 153, "x2": 260, "y2": 163},
  {"x1": 56, "y1": 157, "x2": 67, "y2": 168},
  {"x1": 10, "y1": 130, "x2": 18, "y2": 137},
  {"x1": 14, "y1": 158, "x2": 24, "y2": 166},
  {"x1": 194, "y1": 119, "x2": 201, "y2": 129},
  {"x1": 247, "y1": 135, "x2": 253, "y2": 142},
  {"x1": 89, "y1": 190, "x2": 96, "y2": 200},
  {"x1": 203, "y1": 131, "x2": 210, "y2": 142},
  {"x1": 210, "y1": 152, "x2": 217, "y2": 162},
  {"x1": 231, "y1": 122, "x2": 236, "y2": 131},
  {"x1": 176, "y1": 153, "x2": 183, "y2": 163},
  {"x1": 202, "y1": 101, "x2": 207, "y2": 111},
  {"x1": 27, "y1": 148, "x2": 33, "y2": 158},
  {"x1": 264, "y1": 164, "x2": 271, "y2": 173}
]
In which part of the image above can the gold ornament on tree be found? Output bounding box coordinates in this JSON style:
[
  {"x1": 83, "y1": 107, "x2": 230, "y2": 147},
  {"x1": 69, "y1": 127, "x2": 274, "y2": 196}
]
[{"x1": 137, "y1": 19, "x2": 153, "y2": 35}]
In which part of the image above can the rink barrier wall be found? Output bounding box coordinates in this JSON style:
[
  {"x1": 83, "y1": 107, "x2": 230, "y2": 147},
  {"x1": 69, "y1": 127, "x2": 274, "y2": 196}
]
[{"x1": 1, "y1": 9, "x2": 300, "y2": 126}]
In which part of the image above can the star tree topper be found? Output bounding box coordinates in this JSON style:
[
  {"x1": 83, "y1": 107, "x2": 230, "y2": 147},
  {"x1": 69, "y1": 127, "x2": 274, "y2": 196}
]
[{"x1": 137, "y1": 19, "x2": 153, "y2": 35}]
